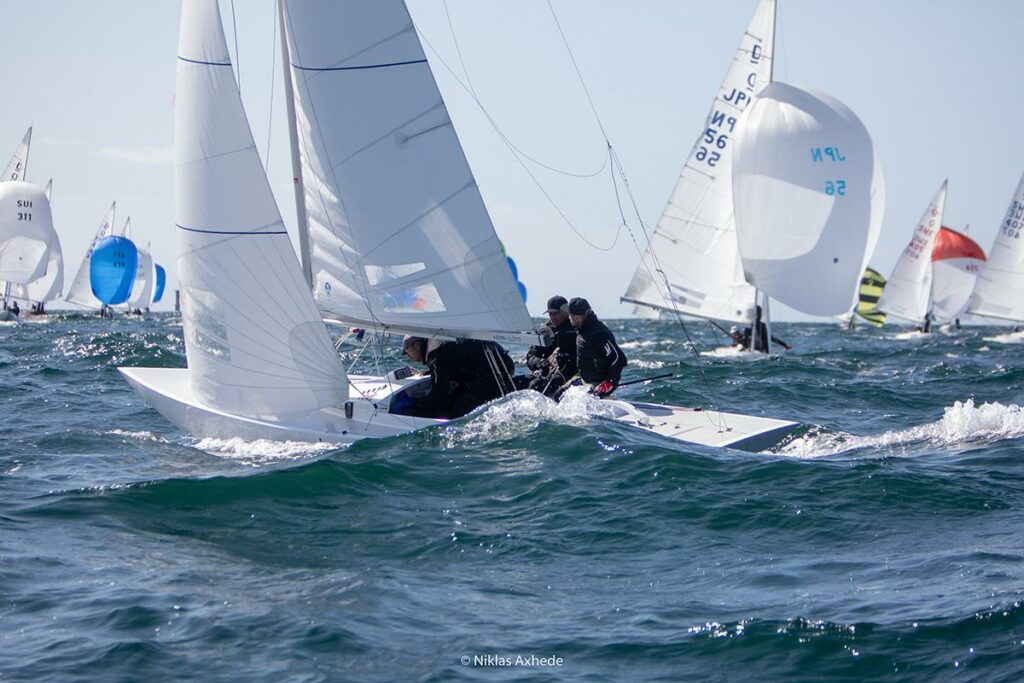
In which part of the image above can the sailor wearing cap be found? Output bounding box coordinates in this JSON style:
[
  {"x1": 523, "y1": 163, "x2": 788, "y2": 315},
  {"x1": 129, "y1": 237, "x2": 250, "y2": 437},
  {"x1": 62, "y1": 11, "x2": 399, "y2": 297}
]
[{"x1": 567, "y1": 297, "x2": 627, "y2": 398}]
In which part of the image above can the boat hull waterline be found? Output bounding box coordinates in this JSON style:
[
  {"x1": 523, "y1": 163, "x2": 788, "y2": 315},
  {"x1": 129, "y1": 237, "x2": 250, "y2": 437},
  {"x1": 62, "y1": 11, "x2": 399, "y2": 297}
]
[{"x1": 119, "y1": 367, "x2": 798, "y2": 452}]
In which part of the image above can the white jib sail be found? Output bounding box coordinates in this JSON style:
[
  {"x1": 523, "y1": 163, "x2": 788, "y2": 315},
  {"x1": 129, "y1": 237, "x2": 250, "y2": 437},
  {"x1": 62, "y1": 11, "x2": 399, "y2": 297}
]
[
  {"x1": 175, "y1": 0, "x2": 347, "y2": 419},
  {"x1": 622, "y1": 0, "x2": 774, "y2": 323},
  {"x1": 0, "y1": 181, "x2": 54, "y2": 284},
  {"x1": 877, "y1": 181, "x2": 948, "y2": 325},
  {"x1": 732, "y1": 82, "x2": 881, "y2": 316},
  {"x1": 13, "y1": 232, "x2": 63, "y2": 304},
  {"x1": 967, "y1": 171, "x2": 1024, "y2": 322},
  {"x1": 127, "y1": 246, "x2": 154, "y2": 309},
  {"x1": 65, "y1": 202, "x2": 116, "y2": 308},
  {"x1": 282, "y1": 0, "x2": 534, "y2": 339},
  {"x1": 3, "y1": 127, "x2": 32, "y2": 182}
]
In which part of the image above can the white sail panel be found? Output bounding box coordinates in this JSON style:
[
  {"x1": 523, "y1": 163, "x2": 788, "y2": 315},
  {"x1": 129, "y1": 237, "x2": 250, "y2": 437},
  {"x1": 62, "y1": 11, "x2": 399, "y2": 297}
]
[
  {"x1": 732, "y1": 82, "x2": 879, "y2": 316},
  {"x1": 877, "y1": 181, "x2": 948, "y2": 324},
  {"x1": 3, "y1": 127, "x2": 31, "y2": 182},
  {"x1": 13, "y1": 232, "x2": 63, "y2": 304},
  {"x1": 127, "y1": 246, "x2": 154, "y2": 309},
  {"x1": 282, "y1": 0, "x2": 533, "y2": 337},
  {"x1": 967, "y1": 172, "x2": 1024, "y2": 322},
  {"x1": 65, "y1": 202, "x2": 115, "y2": 308},
  {"x1": 175, "y1": 0, "x2": 347, "y2": 418},
  {"x1": 930, "y1": 226, "x2": 985, "y2": 322},
  {"x1": 0, "y1": 181, "x2": 54, "y2": 284},
  {"x1": 622, "y1": 0, "x2": 774, "y2": 324}
]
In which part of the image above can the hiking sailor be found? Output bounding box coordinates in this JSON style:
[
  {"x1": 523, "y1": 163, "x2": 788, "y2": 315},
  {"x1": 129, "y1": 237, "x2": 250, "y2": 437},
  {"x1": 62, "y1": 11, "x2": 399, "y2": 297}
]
[
  {"x1": 741, "y1": 305, "x2": 791, "y2": 353},
  {"x1": 567, "y1": 297, "x2": 627, "y2": 398},
  {"x1": 524, "y1": 295, "x2": 578, "y2": 397},
  {"x1": 398, "y1": 335, "x2": 516, "y2": 419}
]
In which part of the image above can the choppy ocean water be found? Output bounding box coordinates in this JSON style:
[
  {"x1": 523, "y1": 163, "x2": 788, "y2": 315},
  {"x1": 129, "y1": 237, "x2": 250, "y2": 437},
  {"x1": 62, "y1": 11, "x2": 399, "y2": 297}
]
[{"x1": 1, "y1": 312, "x2": 1023, "y2": 682}]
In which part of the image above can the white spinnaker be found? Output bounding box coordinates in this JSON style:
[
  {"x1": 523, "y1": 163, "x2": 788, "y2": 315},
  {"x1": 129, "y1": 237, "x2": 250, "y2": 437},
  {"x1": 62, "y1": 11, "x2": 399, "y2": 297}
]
[
  {"x1": 13, "y1": 232, "x2": 63, "y2": 304},
  {"x1": 282, "y1": 0, "x2": 532, "y2": 337},
  {"x1": 877, "y1": 181, "x2": 948, "y2": 325},
  {"x1": 3, "y1": 127, "x2": 31, "y2": 182},
  {"x1": 0, "y1": 181, "x2": 54, "y2": 284},
  {"x1": 65, "y1": 202, "x2": 116, "y2": 308},
  {"x1": 622, "y1": 0, "x2": 774, "y2": 324},
  {"x1": 127, "y1": 246, "x2": 154, "y2": 309},
  {"x1": 732, "y1": 82, "x2": 880, "y2": 316},
  {"x1": 968, "y1": 172, "x2": 1024, "y2": 322},
  {"x1": 930, "y1": 227, "x2": 985, "y2": 322},
  {"x1": 175, "y1": 0, "x2": 347, "y2": 418}
]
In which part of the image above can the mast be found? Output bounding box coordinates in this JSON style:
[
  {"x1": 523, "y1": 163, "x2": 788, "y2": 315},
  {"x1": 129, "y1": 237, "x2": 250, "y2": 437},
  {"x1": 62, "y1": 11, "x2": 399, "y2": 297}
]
[
  {"x1": 762, "y1": 0, "x2": 776, "y2": 353},
  {"x1": 278, "y1": 0, "x2": 313, "y2": 289}
]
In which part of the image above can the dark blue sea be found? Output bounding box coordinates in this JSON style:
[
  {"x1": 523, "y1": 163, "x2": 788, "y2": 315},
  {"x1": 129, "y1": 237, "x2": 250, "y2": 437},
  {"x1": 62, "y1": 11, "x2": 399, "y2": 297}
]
[{"x1": 2, "y1": 313, "x2": 1023, "y2": 682}]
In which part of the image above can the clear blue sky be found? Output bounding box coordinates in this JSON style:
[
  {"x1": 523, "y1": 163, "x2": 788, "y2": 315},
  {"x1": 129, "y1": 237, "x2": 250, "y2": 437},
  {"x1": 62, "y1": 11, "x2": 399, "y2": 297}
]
[{"x1": 2, "y1": 0, "x2": 1022, "y2": 319}]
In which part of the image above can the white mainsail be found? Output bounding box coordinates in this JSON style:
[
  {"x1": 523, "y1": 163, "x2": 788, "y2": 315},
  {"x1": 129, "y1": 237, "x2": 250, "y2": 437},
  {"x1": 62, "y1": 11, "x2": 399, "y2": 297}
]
[
  {"x1": 621, "y1": 0, "x2": 774, "y2": 323},
  {"x1": 174, "y1": 0, "x2": 347, "y2": 418},
  {"x1": 967, "y1": 172, "x2": 1024, "y2": 322},
  {"x1": 877, "y1": 181, "x2": 948, "y2": 325},
  {"x1": 281, "y1": 0, "x2": 534, "y2": 340},
  {"x1": 3, "y1": 127, "x2": 32, "y2": 182},
  {"x1": 930, "y1": 226, "x2": 985, "y2": 322},
  {"x1": 0, "y1": 181, "x2": 54, "y2": 284},
  {"x1": 732, "y1": 82, "x2": 881, "y2": 316},
  {"x1": 127, "y1": 244, "x2": 154, "y2": 309},
  {"x1": 65, "y1": 202, "x2": 116, "y2": 308}
]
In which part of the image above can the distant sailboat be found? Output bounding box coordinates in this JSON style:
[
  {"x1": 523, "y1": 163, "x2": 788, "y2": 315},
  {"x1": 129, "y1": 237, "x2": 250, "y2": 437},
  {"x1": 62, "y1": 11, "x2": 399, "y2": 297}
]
[
  {"x1": 877, "y1": 181, "x2": 948, "y2": 330},
  {"x1": 10, "y1": 179, "x2": 64, "y2": 314},
  {"x1": 855, "y1": 267, "x2": 887, "y2": 327},
  {"x1": 967, "y1": 172, "x2": 1024, "y2": 328},
  {"x1": 65, "y1": 202, "x2": 116, "y2": 313},
  {"x1": 620, "y1": 0, "x2": 774, "y2": 325},
  {"x1": 930, "y1": 226, "x2": 986, "y2": 325},
  {"x1": 732, "y1": 82, "x2": 884, "y2": 329},
  {"x1": 118, "y1": 0, "x2": 797, "y2": 451}
]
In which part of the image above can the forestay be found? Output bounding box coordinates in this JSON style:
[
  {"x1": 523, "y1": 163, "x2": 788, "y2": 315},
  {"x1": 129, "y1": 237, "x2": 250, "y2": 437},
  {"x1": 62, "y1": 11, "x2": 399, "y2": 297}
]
[
  {"x1": 967, "y1": 171, "x2": 1024, "y2": 322},
  {"x1": 175, "y1": 0, "x2": 347, "y2": 419},
  {"x1": 0, "y1": 181, "x2": 54, "y2": 284},
  {"x1": 930, "y1": 226, "x2": 985, "y2": 322},
  {"x1": 877, "y1": 181, "x2": 948, "y2": 325},
  {"x1": 281, "y1": 0, "x2": 534, "y2": 340},
  {"x1": 3, "y1": 127, "x2": 31, "y2": 182},
  {"x1": 65, "y1": 202, "x2": 116, "y2": 308},
  {"x1": 621, "y1": 0, "x2": 774, "y2": 323},
  {"x1": 732, "y1": 82, "x2": 880, "y2": 317}
]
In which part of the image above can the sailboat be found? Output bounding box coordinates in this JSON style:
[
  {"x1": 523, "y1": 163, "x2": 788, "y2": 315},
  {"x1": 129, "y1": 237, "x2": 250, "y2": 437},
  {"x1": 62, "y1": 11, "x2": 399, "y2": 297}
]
[
  {"x1": 65, "y1": 202, "x2": 117, "y2": 314},
  {"x1": 1, "y1": 127, "x2": 58, "y2": 321},
  {"x1": 929, "y1": 225, "x2": 986, "y2": 327},
  {"x1": 620, "y1": 0, "x2": 774, "y2": 328},
  {"x1": 967, "y1": 171, "x2": 1024, "y2": 341},
  {"x1": 876, "y1": 181, "x2": 948, "y2": 333},
  {"x1": 10, "y1": 180, "x2": 64, "y2": 315},
  {"x1": 731, "y1": 81, "x2": 884, "y2": 331},
  {"x1": 119, "y1": 0, "x2": 798, "y2": 451},
  {"x1": 854, "y1": 267, "x2": 887, "y2": 327}
]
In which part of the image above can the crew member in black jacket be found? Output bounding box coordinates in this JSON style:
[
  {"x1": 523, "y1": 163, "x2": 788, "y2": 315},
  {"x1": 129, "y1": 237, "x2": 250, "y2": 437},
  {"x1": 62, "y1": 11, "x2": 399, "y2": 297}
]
[
  {"x1": 568, "y1": 297, "x2": 627, "y2": 397},
  {"x1": 741, "y1": 305, "x2": 791, "y2": 353},
  {"x1": 400, "y1": 336, "x2": 515, "y2": 419},
  {"x1": 525, "y1": 295, "x2": 578, "y2": 396}
]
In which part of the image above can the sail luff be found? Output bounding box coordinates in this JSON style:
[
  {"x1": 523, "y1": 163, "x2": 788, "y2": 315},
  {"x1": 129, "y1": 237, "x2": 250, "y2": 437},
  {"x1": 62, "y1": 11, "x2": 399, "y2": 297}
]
[{"x1": 65, "y1": 202, "x2": 116, "y2": 308}]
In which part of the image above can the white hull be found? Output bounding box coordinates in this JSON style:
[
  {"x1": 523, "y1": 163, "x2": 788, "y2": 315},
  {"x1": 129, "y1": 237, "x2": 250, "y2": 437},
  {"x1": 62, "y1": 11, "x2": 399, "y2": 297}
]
[
  {"x1": 119, "y1": 367, "x2": 798, "y2": 452},
  {"x1": 0, "y1": 310, "x2": 18, "y2": 322},
  {"x1": 699, "y1": 345, "x2": 774, "y2": 360}
]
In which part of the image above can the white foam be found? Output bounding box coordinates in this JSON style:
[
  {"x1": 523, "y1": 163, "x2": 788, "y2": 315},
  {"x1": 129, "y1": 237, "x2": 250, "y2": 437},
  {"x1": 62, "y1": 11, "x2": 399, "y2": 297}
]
[
  {"x1": 109, "y1": 429, "x2": 171, "y2": 443},
  {"x1": 192, "y1": 436, "x2": 343, "y2": 464},
  {"x1": 440, "y1": 387, "x2": 618, "y2": 445},
  {"x1": 779, "y1": 399, "x2": 1024, "y2": 458},
  {"x1": 700, "y1": 345, "x2": 771, "y2": 360},
  {"x1": 984, "y1": 330, "x2": 1024, "y2": 344}
]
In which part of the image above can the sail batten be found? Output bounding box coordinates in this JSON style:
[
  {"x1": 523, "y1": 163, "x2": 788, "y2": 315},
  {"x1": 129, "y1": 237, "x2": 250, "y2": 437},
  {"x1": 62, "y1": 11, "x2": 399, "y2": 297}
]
[{"x1": 622, "y1": 0, "x2": 775, "y2": 324}]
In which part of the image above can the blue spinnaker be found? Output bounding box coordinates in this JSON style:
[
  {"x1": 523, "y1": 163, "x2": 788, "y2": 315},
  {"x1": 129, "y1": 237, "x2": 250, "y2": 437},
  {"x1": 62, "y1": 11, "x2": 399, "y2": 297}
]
[
  {"x1": 90, "y1": 236, "x2": 138, "y2": 305},
  {"x1": 153, "y1": 264, "x2": 166, "y2": 303}
]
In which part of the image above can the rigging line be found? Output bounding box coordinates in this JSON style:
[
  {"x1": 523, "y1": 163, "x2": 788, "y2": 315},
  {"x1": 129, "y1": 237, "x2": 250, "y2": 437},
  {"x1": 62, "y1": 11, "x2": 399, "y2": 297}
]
[
  {"x1": 545, "y1": 0, "x2": 609, "y2": 144},
  {"x1": 230, "y1": 0, "x2": 241, "y2": 94},
  {"x1": 416, "y1": 25, "x2": 608, "y2": 180},
  {"x1": 265, "y1": 0, "x2": 277, "y2": 171}
]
